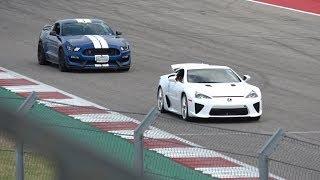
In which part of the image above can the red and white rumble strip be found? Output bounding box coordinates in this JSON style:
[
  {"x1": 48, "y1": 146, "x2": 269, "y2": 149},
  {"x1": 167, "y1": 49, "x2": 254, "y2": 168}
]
[{"x1": 0, "y1": 67, "x2": 283, "y2": 179}]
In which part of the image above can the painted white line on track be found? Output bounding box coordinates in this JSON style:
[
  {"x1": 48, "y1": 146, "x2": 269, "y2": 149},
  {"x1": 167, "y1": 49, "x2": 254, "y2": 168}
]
[
  {"x1": 71, "y1": 113, "x2": 135, "y2": 122},
  {"x1": 109, "y1": 131, "x2": 133, "y2": 139},
  {"x1": 38, "y1": 98, "x2": 96, "y2": 107},
  {"x1": 3, "y1": 85, "x2": 57, "y2": 92},
  {"x1": 0, "y1": 72, "x2": 17, "y2": 79},
  {"x1": 246, "y1": 0, "x2": 320, "y2": 17},
  {"x1": 198, "y1": 166, "x2": 284, "y2": 179},
  {"x1": 110, "y1": 129, "x2": 180, "y2": 140},
  {"x1": 197, "y1": 166, "x2": 259, "y2": 178},
  {"x1": 152, "y1": 147, "x2": 222, "y2": 158}
]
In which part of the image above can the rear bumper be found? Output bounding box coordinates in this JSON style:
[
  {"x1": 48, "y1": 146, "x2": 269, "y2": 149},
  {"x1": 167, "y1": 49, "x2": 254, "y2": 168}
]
[{"x1": 188, "y1": 97, "x2": 262, "y2": 118}]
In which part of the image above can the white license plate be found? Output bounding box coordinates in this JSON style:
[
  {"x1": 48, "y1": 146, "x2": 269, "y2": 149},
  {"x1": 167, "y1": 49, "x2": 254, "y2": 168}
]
[{"x1": 95, "y1": 55, "x2": 109, "y2": 63}]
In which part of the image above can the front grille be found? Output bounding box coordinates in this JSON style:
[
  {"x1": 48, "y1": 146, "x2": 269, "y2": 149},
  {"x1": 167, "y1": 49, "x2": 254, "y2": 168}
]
[
  {"x1": 83, "y1": 48, "x2": 120, "y2": 56},
  {"x1": 209, "y1": 108, "x2": 248, "y2": 116}
]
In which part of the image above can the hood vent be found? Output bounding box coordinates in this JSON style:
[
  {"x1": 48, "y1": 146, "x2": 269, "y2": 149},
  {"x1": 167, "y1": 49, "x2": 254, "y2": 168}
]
[{"x1": 205, "y1": 84, "x2": 212, "y2": 87}]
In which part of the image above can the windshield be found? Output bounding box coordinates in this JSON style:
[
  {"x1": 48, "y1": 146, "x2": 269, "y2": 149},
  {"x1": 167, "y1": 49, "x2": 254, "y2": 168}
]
[
  {"x1": 187, "y1": 69, "x2": 241, "y2": 83},
  {"x1": 61, "y1": 22, "x2": 114, "y2": 36}
]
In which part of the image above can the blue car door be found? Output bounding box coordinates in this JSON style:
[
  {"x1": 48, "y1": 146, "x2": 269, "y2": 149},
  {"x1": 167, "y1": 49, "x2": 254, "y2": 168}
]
[{"x1": 46, "y1": 23, "x2": 61, "y2": 62}]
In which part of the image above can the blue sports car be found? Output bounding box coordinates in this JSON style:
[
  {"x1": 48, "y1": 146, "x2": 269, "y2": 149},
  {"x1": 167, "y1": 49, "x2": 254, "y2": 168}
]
[{"x1": 37, "y1": 19, "x2": 131, "y2": 71}]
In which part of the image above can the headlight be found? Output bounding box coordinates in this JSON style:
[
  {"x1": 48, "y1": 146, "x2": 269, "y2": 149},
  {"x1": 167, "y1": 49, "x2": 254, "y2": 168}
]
[
  {"x1": 195, "y1": 92, "x2": 211, "y2": 99},
  {"x1": 66, "y1": 45, "x2": 80, "y2": 52},
  {"x1": 120, "y1": 42, "x2": 130, "y2": 51},
  {"x1": 245, "y1": 90, "x2": 258, "y2": 98}
]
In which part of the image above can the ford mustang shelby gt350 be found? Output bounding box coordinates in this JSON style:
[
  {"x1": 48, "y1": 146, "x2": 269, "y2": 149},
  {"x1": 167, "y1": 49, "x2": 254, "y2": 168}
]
[
  {"x1": 157, "y1": 63, "x2": 262, "y2": 121},
  {"x1": 37, "y1": 19, "x2": 131, "y2": 71}
]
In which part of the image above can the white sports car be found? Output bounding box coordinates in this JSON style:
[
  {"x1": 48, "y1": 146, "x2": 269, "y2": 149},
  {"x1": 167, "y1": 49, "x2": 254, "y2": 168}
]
[{"x1": 157, "y1": 63, "x2": 262, "y2": 121}]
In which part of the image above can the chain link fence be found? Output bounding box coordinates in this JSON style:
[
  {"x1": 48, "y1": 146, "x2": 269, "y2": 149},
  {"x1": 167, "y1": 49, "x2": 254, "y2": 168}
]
[
  {"x1": 152, "y1": 114, "x2": 320, "y2": 179},
  {"x1": 0, "y1": 90, "x2": 320, "y2": 179},
  {"x1": 269, "y1": 136, "x2": 320, "y2": 180},
  {"x1": 0, "y1": 132, "x2": 56, "y2": 180}
]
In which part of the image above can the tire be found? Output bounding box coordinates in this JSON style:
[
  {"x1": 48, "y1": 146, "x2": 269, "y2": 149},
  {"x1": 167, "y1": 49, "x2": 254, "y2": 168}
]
[
  {"x1": 250, "y1": 116, "x2": 261, "y2": 121},
  {"x1": 58, "y1": 49, "x2": 69, "y2": 72},
  {"x1": 157, "y1": 87, "x2": 166, "y2": 113},
  {"x1": 37, "y1": 42, "x2": 49, "y2": 65},
  {"x1": 181, "y1": 94, "x2": 192, "y2": 121}
]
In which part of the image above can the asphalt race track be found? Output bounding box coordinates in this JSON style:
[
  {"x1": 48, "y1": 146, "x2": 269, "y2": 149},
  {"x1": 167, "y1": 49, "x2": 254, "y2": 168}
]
[{"x1": 1, "y1": 0, "x2": 320, "y2": 178}]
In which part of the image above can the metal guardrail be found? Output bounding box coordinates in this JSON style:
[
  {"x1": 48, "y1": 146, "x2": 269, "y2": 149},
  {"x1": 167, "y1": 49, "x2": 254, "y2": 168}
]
[
  {"x1": 134, "y1": 107, "x2": 159, "y2": 177},
  {"x1": 16, "y1": 91, "x2": 37, "y2": 180},
  {"x1": 258, "y1": 129, "x2": 285, "y2": 180}
]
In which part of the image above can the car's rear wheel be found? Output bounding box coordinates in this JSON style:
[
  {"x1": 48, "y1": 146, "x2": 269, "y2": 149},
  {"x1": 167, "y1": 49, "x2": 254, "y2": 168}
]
[
  {"x1": 181, "y1": 94, "x2": 192, "y2": 121},
  {"x1": 37, "y1": 42, "x2": 49, "y2": 65},
  {"x1": 58, "y1": 49, "x2": 69, "y2": 72},
  {"x1": 157, "y1": 87, "x2": 166, "y2": 113}
]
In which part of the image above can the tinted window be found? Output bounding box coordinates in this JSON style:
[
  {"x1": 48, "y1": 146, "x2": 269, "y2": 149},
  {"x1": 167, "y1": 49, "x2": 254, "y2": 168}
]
[
  {"x1": 187, "y1": 69, "x2": 241, "y2": 83},
  {"x1": 61, "y1": 22, "x2": 114, "y2": 36}
]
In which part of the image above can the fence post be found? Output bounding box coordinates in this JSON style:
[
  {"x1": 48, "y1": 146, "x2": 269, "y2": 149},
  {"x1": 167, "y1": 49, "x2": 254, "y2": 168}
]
[
  {"x1": 258, "y1": 128, "x2": 284, "y2": 180},
  {"x1": 134, "y1": 107, "x2": 159, "y2": 177},
  {"x1": 16, "y1": 91, "x2": 37, "y2": 180}
]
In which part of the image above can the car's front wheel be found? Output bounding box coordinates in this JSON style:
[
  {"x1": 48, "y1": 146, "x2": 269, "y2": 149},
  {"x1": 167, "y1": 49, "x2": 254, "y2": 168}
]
[
  {"x1": 157, "y1": 87, "x2": 166, "y2": 113},
  {"x1": 37, "y1": 42, "x2": 49, "y2": 65},
  {"x1": 181, "y1": 94, "x2": 191, "y2": 121},
  {"x1": 58, "y1": 49, "x2": 69, "y2": 72}
]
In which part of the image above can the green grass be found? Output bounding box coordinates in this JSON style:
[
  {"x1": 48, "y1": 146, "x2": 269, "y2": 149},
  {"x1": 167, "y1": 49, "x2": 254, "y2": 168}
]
[{"x1": 0, "y1": 149, "x2": 55, "y2": 180}]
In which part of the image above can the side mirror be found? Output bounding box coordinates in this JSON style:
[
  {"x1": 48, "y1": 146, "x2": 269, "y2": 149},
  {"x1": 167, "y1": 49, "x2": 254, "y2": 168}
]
[
  {"x1": 243, "y1": 75, "x2": 251, "y2": 82},
  {"x1": 116, "y1": 31, "x2": 122, "y2": 36},
  {"x1": 49, "y1": 31, "x2": 57, "y2": 36},
  {"x1": 168, "y1": 74, "x2": 176, "y2": 82},
  {"x1": 42, "y1": 24, "x2": 52, "y2": 31}
]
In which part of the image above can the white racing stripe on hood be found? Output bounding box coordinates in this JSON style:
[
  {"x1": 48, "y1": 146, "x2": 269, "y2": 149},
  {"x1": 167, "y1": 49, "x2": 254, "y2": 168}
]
[
  {"x1": 85, "y1": 35, "x2": 101, "y2": 49},
  {"x1": 93, "y1": 35, "x2": 109, "y2": 48}
]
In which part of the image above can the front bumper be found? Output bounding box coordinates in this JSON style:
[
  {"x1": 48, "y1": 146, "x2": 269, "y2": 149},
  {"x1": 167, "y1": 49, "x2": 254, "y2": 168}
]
[
  {"x1": 188, "y1": 97, "x2": 262, "y2": 118},
  {"x1": 64, "y1": 50, "x2": 131, "y2": 70}
]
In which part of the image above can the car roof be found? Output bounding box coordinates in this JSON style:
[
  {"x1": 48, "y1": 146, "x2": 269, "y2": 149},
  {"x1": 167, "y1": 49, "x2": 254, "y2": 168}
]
[
  {"x1": 171, "y1": 63, "x2": 230, "y2": 71},
  {"x1": 56, "y1": 19, "x2": 104, "y2": 24}
]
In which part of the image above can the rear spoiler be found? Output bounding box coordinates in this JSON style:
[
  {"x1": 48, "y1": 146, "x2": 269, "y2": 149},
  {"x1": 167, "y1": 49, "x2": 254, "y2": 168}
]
[
  {"x1": 171, "y1": 64, "x2": 183, "y2": 72},
  {"x1": 171, "y1": 63, "x2": 210, "y2": 72}
]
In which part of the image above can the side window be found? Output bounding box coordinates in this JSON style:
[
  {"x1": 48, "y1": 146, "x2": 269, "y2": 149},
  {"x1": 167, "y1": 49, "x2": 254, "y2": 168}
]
[
  {"x1": 53, "y1": 23, "x2": 60, "y2": 35},
  {"x1": 175, "y1": 69, "x2": 185, "y2": 83}
]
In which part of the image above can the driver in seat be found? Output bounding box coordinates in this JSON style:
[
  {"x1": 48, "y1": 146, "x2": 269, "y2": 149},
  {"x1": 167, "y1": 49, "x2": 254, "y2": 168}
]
[{"x1": 175, "y1": 69, "x2": 184, "y2": 83}]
